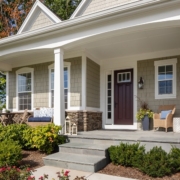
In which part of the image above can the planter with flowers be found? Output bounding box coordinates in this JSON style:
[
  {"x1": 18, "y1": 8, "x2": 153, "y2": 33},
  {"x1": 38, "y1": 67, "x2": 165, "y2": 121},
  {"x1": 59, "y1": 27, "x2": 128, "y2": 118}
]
[
  {"x1": 136, "y1": 108, "x2": 153, "y2": 130},
  {"x1": 136, "y1": 96, "x2": 153, "y2": 131}
]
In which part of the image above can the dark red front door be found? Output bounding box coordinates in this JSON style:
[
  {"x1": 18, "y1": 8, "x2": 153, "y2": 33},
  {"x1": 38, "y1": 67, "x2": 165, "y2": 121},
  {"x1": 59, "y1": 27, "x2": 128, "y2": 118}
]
[{"x1": 114, "y1": 69, "x2": 133, "y2": 125}]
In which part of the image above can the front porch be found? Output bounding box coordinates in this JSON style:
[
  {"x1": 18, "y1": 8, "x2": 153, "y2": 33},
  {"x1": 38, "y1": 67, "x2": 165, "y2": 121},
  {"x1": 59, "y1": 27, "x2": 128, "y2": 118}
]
[{"x1": 0, "y1": 0, "x2": 180, "y2": 130}]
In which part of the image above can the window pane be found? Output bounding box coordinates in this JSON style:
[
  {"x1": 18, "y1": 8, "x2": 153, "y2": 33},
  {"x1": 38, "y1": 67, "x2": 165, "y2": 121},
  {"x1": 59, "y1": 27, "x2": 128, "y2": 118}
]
[
  {"x1": 108, "y1": 97, "x2": 111, "y2": 104},
  {"x1": 158, "y1": 66, "x2": 165, "y2": 73},
  {"x1": 108, "y1": 105, "x2": 111, "y2": 111},
  {"x1": 64, "y1": 81, "x2": 68, "y2": 88},
  {"x1": 123, "y1": 74, "x2": 125, "y2": 81},
  {"x1": 108, "y1": 112, "x2": 111, "y2": 119},
  {"x1": 158, "y1": 73, "x2": 165, "y2": 80},
  {"x1": 108, "y1": 82, "x2": 111, "y2": 89},
  {"x1": 127, "y1": 73, "x2": 130, "y2": 80},
  {"x1": 108, "y1": 75, "x2": 111, "y2": 81},
  {"x1": 18, "y1": 92, "x2": 31, "y2": 110},
  {"x1": 166, "y1": 72, "x2": 173, "y2": 79},
  {"x1": 108, "y1": 90, "x2": 111, "y2": 96},
  {"x1": 166, "y1": 65, "x2": 172, "y2": 72}
]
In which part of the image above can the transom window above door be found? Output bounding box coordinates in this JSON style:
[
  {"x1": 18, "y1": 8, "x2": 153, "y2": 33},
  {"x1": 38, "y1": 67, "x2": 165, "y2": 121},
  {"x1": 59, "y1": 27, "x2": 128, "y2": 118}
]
[
  {"x1": 117, "y1": 72, "x2": 131, "y2": 83},
  {"x1": 154, "y1": 59, "x2": 177, "y2": 99}
]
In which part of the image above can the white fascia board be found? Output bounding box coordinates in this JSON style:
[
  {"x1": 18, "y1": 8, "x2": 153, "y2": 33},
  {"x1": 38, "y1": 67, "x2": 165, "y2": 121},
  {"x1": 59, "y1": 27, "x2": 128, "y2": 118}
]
[
  {"x1": 17, "y1": 0, "x2": 61, "y2": 34},
  {"x1": 0, "y1": 0, "x2": 177, "y2": 46},
  {"x1": 70, "y1": 0, "x2": 90, "y2": 19}
]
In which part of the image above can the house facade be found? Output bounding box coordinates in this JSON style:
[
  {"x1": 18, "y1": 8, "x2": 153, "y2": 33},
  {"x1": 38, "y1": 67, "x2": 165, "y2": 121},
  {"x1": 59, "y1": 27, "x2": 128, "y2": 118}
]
[{"x1": 0, "y1": 0, "x2": 180, "y2": 130}]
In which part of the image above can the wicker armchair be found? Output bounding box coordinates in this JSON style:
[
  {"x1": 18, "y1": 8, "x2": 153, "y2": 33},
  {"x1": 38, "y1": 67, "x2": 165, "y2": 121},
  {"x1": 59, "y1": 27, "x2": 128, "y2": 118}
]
[{"x1": 153, "y1": 105, "x2": 176, "y2": 132}]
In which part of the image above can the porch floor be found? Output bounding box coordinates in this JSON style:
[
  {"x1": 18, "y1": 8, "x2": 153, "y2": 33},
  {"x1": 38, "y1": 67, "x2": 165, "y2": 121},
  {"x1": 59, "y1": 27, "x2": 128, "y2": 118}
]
[{"x1": 75, "y1": 130, "x2": 180, "y2": 144}]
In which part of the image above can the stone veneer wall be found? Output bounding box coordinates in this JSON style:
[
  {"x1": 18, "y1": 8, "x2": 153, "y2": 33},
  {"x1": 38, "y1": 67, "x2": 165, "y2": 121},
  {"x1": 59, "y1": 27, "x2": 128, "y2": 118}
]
[
  {"x1": 83, "y1": 0, "x2": 138, "y2": 15},
  {"x1": 30, "y1": 11, "x2": 53, "y2": 31},
  {"x1": 9, "y1": 57, "x2": 82, "y2": 109},
  {"x1": 66, "y1": 111, "x2": 102, "y2": 132},
  {"x1": 137, "y1": 56, "x2": 180, "y2": 116},
  {"x1": 86, "y1": 58, "x2": 100, "y2": 108},
  {"x1": 65, "y1": 57, "x2": 82, "y2": 107}
]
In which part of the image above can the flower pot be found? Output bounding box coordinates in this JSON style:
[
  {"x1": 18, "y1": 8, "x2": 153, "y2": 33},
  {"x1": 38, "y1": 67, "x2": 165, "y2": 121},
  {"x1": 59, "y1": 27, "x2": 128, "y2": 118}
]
[
  {"x1": 142, "y1": 115, "x2": 149, "y2": 131},
  {"x1": 137, "y1": 122, "x2": 142, "y2": 130}
]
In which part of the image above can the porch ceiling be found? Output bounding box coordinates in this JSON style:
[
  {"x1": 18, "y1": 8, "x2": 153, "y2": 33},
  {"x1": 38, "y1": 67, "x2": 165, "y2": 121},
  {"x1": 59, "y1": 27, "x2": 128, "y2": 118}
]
[
  {"x1": 65, "y1": 26, "x2": 180, "y2": 60},
  {"x1": 0, "y1": 26, "x2": 180, "y2": 69}
]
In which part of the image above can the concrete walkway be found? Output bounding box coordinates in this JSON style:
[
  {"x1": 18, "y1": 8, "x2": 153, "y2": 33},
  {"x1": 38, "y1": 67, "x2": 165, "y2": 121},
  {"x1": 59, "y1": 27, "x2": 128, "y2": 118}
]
[{"x1": 32, "y1": 166, "x2": 136, "y2": 180}]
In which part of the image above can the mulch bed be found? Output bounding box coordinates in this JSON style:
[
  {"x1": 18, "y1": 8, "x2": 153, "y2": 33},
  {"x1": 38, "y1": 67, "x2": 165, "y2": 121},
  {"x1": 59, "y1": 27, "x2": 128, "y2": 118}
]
[
  {"x1": 19, "y1": 150, "x2": 47, "y2": 170},
  {"x1": 99, "y1": 163, "x2": 180, "y2": 180}
]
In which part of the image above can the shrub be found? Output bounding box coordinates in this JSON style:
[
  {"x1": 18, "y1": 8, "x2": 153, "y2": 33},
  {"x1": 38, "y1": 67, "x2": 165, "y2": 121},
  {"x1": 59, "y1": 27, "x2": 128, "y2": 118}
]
[
  {"x1": 0, "y1": 166, "x2": 33, "y2": 180},
  {"x1": 168, "y1": 146, "x2": 180, "y2": 173},
  {"x1": 108, "y1": 142, "x2": 145, "y2": 167},
  {"x1": 139, "y1": 146, "x2": 171, "y2": 177},
  {"x1": 0, "y1": 140, "x2": 22, "y2": 167},
  {"x1": 0, "y1": 124, "x2": 30, "y2": 149},
  {"x1": 23, "y1": 124, "x2": 66, "y2": 154}
]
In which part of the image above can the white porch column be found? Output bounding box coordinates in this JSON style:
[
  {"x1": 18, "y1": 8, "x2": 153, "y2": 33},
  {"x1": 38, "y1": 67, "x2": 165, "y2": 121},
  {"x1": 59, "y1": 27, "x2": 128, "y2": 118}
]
[
  {"x1": 54, "y1": 48, "x2": 65, "y2": 126},
  {"x1": 82, "y1": 53, "x2": 87, "y2": 110},
  {"x1": 6, "y1": 72, "x2": 9, "y2": 110}
]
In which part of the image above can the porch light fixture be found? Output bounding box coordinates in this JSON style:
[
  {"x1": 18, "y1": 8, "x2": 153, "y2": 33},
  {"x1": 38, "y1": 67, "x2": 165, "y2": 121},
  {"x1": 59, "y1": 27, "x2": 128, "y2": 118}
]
[
  {"x1": 65, "y1": 116, "x2": 71, "y2": 135},
  {"x1": 71, "y1": 123, "x2": 77, "y2": 135},
  {"x1": 138, "y1": 77, "x2": 144, "y2": 89}
]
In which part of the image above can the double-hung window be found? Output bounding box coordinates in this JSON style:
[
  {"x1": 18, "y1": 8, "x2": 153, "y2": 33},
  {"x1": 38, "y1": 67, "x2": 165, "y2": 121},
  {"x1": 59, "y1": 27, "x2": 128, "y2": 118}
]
[
  {"x1": 16, "y1": 68, "x2": 34, "y2": 111},
  {"x1": 154, "y1": 59, "x2": 177, "y2": 99},
  {"x1": 49, "y1": 63, "x2": 70, "y2": 109}
]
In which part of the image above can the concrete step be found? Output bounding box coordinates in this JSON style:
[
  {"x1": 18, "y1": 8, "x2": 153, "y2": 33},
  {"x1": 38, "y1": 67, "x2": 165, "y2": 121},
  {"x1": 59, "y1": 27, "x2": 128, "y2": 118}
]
[
  {"x1": 43, "y1": 152, "x2": 108, "y2": 172},
  {"x1": 67, "y1": 135, "x2": 180, "y2": 153},
  {"x1": 59, "y1": 142, "x2": 109, "y2": 157}
]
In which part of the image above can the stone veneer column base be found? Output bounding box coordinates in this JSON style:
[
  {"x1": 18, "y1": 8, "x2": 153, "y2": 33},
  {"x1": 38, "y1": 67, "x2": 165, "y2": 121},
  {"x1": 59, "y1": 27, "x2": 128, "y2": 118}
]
[{"x1": 65, "y1": 110, "x2": 102, "y2": 132}]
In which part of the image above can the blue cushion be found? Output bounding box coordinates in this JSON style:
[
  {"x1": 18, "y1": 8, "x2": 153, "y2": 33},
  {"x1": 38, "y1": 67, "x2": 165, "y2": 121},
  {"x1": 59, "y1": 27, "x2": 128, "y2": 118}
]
[
  {"x1": 160, "y1": 110, "x2": 172, "y2": 119},
  {"x1": 28, "y1": 117, "x2": 51, "y2": 122}
]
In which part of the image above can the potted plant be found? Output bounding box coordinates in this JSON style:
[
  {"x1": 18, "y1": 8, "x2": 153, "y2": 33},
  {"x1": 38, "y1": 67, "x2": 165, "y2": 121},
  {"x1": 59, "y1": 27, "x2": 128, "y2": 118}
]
[{"x1": 136, "y1": 97, "x2": 153, "y2": 131}]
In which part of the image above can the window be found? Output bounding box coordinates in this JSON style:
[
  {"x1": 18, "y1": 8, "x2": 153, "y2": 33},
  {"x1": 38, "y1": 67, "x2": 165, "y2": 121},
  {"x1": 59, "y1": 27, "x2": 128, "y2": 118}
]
[
  {"x1": 16, "y1": 68, "x2": 34, "y2": 111},
  {"x1": 107, "y1": 74, "x2": 112, "y2": 119},
  {"x1": 117, "y1": 72, "x2": 131, "y2": 83},
  {"x1": 49, "y1": 63, "x2": 70, "y2": 109},
  {"x1": 154, "y1": 59, "x2": 177, "y2": 99}
]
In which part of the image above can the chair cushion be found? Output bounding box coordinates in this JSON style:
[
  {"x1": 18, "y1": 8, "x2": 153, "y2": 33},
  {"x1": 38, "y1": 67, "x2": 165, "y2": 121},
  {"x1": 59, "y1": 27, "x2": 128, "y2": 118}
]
[
  {"x1": 160, "y1": 110, "x2": 172, "y2": 119},
  {"x1": 28, "y1": 117, "x2": 51, "y2": 122},
  {"x1": 34, "y1": 110, "x2": 40, "y2": 117}
]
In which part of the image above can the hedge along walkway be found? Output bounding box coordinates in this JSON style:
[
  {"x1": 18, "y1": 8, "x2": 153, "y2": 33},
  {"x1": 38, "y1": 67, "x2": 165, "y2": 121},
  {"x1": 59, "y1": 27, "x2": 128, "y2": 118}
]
[{"x1": 99, "y1": 163, "x2": 180, "y2": 180}]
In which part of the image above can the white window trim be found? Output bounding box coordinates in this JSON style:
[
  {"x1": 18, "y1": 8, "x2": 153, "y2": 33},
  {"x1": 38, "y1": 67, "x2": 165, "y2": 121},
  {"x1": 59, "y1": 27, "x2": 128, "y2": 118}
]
[
  {"x1": 106, "y1": 71, "x2": 113, "y2": 125},
  {"x1": 16, "y1": 67, "x2": 34, "y2": 111},
  {"x1": 48, "y1": 62, "x2": 71, "y2": 109},
  {"x1": 154, "y1": 58, "x2": 177, "y2": 99}
]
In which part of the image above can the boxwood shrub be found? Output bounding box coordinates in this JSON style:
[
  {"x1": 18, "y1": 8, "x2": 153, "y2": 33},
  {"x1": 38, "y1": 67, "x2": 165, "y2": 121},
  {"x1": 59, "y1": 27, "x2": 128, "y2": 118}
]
[{"x1": 108, "y1": 143, "x2": 180, "y2": 178}]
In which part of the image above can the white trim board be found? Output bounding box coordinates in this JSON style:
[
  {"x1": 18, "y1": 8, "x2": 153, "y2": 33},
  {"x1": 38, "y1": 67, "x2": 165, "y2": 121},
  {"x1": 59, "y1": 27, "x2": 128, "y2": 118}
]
[{"x1": 18, "y1": 0, "x2": 61, "y2": 34}]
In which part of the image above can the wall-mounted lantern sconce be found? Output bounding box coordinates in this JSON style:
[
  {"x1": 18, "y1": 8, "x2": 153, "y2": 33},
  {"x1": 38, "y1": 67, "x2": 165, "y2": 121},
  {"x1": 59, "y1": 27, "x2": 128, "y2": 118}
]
[{"x1": 138, "y1": 77, "x2": 144, "y2": 89}]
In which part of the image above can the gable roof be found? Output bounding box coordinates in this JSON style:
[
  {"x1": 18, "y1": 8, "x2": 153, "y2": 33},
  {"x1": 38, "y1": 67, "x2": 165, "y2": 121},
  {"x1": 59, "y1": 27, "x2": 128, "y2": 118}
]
[
  {"x1": 70, "y1": 0, "x2": 141, "y2": 19},
  {"x1": 17, "y1": 0, "x2": 61, "y2": 34}
]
